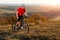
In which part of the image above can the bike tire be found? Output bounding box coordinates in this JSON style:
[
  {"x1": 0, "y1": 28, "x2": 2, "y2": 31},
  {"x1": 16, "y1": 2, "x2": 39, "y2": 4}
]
[
  {"x1": 22, "y1": 23, "x2": 29, "y2": 33},
  {"x1": 12, "y1": 23, "x2": 18, "y2": 33}
]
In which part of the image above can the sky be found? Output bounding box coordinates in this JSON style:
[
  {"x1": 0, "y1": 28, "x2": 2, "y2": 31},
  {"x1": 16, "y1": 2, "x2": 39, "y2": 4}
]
[{"x1": 0, "y1": 0, "x2": 60, "y2": 6}]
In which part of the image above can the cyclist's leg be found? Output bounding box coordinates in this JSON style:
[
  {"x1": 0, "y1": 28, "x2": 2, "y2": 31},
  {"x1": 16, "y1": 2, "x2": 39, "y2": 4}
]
[
  {"x1": 16, "y1": 16, "x2": 21, "y2": 27},
  {"x1": 20, "y1": 16, "x2": 24, "y2": 27},
  {"x1": 16, "y1": 16, "x2": 23, "y2": 30}
]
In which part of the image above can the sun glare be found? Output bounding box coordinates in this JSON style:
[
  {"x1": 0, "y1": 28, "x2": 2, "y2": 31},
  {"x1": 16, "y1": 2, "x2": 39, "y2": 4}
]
[
  {"x1": 51, "y1": 1, "x2": 59, "y2": 6},
  {"x1": 45, "y1": 0, "x2": 60, "y2": 6}
]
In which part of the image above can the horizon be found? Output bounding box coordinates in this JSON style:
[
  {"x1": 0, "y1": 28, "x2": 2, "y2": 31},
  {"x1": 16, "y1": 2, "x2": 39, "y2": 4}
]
[{"x1": 0, "y1": 4, "x2": 60, "y2": 11}]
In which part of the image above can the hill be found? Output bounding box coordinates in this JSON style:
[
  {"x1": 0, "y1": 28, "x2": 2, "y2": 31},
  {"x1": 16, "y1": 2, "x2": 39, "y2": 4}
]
[
  {"x1": 0, "y1": 13, "x2": 60, "y2": 40},
  {"x1": 0, "y1": 5, "x2": 60, "y2": 40}
]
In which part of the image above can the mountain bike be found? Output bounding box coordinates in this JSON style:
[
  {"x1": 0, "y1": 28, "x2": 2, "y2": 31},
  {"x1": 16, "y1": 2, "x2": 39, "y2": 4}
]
[{"x1": 12, "y1": 16, "x2": 29, "y2": 33}]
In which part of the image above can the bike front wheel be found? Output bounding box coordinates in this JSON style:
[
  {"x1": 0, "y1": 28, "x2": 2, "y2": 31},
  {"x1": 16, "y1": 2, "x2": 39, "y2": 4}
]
[{"x1": 22, "y1": 23, "x2": 29, "y2": 33}]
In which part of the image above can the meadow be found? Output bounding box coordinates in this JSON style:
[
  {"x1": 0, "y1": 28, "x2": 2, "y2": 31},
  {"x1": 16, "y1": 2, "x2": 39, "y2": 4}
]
[{"x1": 0, "y1": 5, "x2": 60, "y2": 40}]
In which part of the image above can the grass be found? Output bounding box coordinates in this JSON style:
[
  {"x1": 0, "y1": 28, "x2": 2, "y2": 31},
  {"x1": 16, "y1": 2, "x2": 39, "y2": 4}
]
[
  {"x1": 0, "y1": 13, "x2": 60, "y2": 40},
  {"x1": 0, "y1": 6, "x2": 60, "y2": 40}
]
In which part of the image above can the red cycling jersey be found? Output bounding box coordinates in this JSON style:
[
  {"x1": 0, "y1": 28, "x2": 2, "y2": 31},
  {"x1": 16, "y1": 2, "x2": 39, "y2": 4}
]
[{"x1": 17, "y1": 7, "x2": 25, "y2": 16}]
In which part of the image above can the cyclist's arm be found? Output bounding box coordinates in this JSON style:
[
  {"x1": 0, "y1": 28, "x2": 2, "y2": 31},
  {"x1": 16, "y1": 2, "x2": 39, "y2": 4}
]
[
  {"x1": 16, "y1": 11, "x2": 18, "y2": 19},
  {"x1": 24, "y1": 12, "x2": 28, "y2": 17}
]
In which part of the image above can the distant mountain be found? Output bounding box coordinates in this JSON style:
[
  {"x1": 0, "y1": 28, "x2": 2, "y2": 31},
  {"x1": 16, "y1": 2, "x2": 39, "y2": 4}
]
[
  {"x1": 26, "y1": 5, "x2": 60, "y2": 18},
  {"x1": 27, "y1": 10, "x2": 60, "y2": 19},
  {"x1": 0, "y1": 4, "x2": 20, "y2": 6},
  {"x1": 0, "y1": 4, "x2": 60, "y2": 18},
  {"x1": 40, "y1": 10, "x2": 60, "y2": 18}
]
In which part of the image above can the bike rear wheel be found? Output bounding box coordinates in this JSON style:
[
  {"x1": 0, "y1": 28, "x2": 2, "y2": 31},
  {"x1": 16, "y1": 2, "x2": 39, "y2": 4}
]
[{"x1": 12, "y1": 23, "x2": 18, "y2": 32}]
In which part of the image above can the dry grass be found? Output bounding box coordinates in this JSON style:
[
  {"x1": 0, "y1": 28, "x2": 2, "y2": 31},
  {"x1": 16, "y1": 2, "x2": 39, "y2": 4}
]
[
  {"x1": 0, "y1": 6, "x2": 60, "y2": 40},
  {"x1": 0, "y1": 13, "x2": 60, "y2": 40}
]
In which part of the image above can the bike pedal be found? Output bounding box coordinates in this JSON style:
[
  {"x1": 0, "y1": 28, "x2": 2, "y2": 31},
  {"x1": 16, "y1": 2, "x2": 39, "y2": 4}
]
[
  {"x1": 15, "y1": 27, "x2": 18, "y2": 29},
  {"x1": 21, "y1": 27, "x2": 23, "y2": 29}
]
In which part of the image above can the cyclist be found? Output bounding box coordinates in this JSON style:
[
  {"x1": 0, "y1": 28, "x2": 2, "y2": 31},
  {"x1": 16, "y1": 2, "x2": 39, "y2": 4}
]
[{"x1": 16, "y1": 4, "x2": 28, "y2": 29}]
